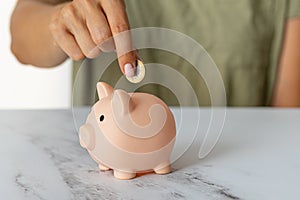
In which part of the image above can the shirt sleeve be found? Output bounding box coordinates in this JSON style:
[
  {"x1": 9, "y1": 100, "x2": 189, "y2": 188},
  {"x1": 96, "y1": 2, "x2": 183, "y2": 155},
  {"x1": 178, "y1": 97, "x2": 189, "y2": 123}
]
[{"x1": 288, "y1": 0, "x2": 300, "y2": 18}]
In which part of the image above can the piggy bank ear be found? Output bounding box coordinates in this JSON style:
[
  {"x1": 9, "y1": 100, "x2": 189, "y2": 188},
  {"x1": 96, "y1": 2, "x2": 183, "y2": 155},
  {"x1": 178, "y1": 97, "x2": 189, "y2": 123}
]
[
  {"x1": 112, "y1": 90, "x2": 134, "y2": 115},
  {"x1": 97, "y1": 82, "x2": 114, "y2": 100}
]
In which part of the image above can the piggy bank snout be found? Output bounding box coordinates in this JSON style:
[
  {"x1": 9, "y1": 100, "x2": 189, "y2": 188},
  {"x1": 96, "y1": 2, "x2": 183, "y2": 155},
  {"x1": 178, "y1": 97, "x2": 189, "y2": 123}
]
[{"x1": 79, "y1": 124, "x2": 96, "y2": 150}]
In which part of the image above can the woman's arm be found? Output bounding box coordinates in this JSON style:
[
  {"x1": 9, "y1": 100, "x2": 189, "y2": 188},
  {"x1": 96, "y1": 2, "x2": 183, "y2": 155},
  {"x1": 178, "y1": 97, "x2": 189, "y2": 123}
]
[
  {"x1": 272, "y1": 18, "x2": 300, "y2": 107},
  {"x1": 10, "y1": 0, "x2": 69, "y2": 67},
  {"x1": 10, "y1": 0, "x2": 137, "y2": 76}
]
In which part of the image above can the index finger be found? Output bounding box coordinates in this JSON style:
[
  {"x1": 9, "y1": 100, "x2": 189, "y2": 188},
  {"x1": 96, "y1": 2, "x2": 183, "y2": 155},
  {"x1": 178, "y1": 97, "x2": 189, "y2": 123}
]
[{"x1": 101, "y1": 0, "x2": 136, "y2": 75}]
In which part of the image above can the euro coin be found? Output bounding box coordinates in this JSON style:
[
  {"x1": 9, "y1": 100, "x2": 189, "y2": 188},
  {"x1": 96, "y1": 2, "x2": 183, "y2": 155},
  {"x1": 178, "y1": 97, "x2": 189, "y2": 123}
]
[{"x1": 126, "y1": 60, "x2": 145, "y2": 83}]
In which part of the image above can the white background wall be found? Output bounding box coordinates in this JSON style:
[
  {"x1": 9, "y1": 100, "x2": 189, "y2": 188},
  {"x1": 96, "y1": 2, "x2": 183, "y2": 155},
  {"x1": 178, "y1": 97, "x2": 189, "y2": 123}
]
[{"x1": 0, "y1": 1, "x2": 71, "y2": 109}]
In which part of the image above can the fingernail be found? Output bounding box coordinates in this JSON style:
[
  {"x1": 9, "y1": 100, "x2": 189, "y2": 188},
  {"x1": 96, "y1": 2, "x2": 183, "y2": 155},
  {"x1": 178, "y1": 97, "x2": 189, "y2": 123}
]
[{"x1": 124, "y1": 63, "x2": 135, "y2": 77}]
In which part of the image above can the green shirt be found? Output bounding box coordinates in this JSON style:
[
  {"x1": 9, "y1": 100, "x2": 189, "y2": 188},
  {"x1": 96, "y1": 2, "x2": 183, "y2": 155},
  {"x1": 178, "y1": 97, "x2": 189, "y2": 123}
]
[{"x1": 73, "y1": 0, "x2": 300, "y2": 106}]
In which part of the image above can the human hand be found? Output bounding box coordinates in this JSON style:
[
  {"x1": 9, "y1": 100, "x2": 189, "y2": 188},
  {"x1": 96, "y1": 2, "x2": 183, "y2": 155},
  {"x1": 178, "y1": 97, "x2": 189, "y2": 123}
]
[{"x1": 49, "y1": 0, "x2": 136, "y2": 76}]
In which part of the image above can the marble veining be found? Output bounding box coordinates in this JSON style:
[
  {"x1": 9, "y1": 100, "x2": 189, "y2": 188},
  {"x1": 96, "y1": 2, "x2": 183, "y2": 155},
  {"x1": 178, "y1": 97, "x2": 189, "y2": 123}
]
[{"x1": 1, "y1": 108, "x2": 300, "y2": 200}]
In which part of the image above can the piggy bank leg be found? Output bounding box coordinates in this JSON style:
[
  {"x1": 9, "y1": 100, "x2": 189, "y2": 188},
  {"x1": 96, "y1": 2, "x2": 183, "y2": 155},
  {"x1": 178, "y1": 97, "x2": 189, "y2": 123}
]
[
  {"x1": 154, "y1": 161, "x2": 171, "y2": 175},
  {"x1": 79, "y1": 124, "x2": 95, "y2": 151},
  {"x1": 89, "y1": 154, "x2": 111, "y2": 171},
  {"x1": 99, "y1": 163, "x2": 110, "y2": 171},
  {"x1": 113, "y1": 170, "x2": 136, "y2": 180}
]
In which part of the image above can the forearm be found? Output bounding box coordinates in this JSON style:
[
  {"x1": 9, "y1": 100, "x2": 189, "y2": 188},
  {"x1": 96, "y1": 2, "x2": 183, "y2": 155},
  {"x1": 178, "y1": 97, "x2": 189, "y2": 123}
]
[
  {"x1": 272, "y1": 18, "x2": 300, "y2": 107},
  {"x1": 10, "y1": 0, "x2": 69, "y2": 67}
]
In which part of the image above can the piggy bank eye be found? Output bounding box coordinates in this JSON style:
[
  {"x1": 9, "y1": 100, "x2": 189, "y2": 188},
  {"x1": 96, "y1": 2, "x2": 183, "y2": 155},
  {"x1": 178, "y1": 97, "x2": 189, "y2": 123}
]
[{"x1": 99, "y1": 115, "x2": 104, "y2": 122}]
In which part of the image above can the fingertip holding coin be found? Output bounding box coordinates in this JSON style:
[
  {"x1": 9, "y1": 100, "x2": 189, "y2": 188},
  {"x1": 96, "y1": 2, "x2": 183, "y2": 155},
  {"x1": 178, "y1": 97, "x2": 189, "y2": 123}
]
[{"x1": 126, "y1": 60, "x2": 145, "y2": 83}]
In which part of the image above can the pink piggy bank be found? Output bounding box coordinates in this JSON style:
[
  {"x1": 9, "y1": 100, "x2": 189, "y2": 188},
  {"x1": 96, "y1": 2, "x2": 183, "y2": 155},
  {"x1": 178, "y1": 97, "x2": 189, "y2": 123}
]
[{"x1": 79, "y1": 82, "x2": 176, "y2": 179}]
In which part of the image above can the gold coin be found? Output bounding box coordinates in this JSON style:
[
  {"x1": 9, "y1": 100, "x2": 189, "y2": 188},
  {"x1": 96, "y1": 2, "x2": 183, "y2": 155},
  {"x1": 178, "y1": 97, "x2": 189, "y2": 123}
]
[{"x1": 126, "y1": 60, "x2": 145, "y2": 83}]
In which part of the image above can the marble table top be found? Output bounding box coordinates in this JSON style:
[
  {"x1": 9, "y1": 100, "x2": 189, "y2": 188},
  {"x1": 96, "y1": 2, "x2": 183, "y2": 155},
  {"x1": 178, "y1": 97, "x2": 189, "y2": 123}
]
[{"x1": 0, "y1": 108, "x2": 299, "y2": 200}]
